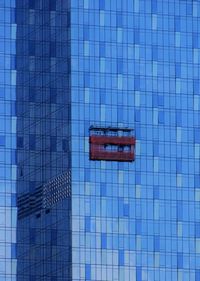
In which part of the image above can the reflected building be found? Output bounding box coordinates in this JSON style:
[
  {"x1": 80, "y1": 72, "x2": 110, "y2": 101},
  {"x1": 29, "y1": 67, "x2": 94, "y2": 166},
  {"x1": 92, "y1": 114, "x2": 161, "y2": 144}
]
[
  {"x1": 1, "y1": 0, "x2": 200, "y2": 281},
  {"x1": 15, "y1": 0, "x2": 71, "y2": 280}
]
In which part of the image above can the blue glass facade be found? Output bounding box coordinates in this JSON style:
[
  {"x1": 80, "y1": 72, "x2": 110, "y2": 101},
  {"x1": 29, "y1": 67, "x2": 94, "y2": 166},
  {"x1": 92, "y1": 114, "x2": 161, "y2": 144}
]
[
  {"x1": 1, "y1": 0, "x2": 200, "y2": 280},
  {"x1": 71, "y1": 1, "x2": 200, "y2": 281}
]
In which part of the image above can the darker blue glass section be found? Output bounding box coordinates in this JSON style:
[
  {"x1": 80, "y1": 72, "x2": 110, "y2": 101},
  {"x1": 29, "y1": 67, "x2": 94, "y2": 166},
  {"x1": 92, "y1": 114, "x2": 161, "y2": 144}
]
[
  {"x1": 135, "y1": 109, "x2": 141, "y2": 122},
  {"x1": 51, "y1": 229, "x2": 57, "y2": 246},
  {"x1": 12, "y1": 194, "x2": 17, "y2": 207},
  {"x1": 196, "y1": 223, "x2": 200, "y2": 238},
  {"x1": 100, "y1": 183, "x2": 107, "y2": 196},
  {"x1": 193, "y1": 33, "x2": 198, "y2": 48},
  {"x1": 153, "y1": 142, "x2": 159, "y2": 156},
  {"x1": 176, "y1": 159, "x2": 182, "y2": 173},
  {"x1": 101, "y1": 233, "x2": 107, "y2": 249},
  {"x1": 174, "y1": 17, "x2": 180, "y2": 32},
  {"x1": 29, "y1": 0, "x2": 35, "y2": 9},
  {"x1": 175, "y1": 63, "x2": 181, "y2": 78},
  {"x1": 135, "y1": 173, "x2": 141, "y2": 184},
  {"x1": 85, "y1": 264, "x2": 91, "y2": 280},
  {"x1": 193, "y1": 80, "x2": 199, "y2": 94},
  {"x1": 136, "y1": 219, "x2": 142, "y2": 235},
  {"x1": 85, "y1": 216, "x2": 91, "y2": 232},
  {"x1": 136, "y1": 266, "x2": 142, "y2": 281},
  {"x1": 50, "y1": 0, "x2": 56, "y2": 11},
  {"x1": 196, "y1": 270, "x2": 200, "y2": 281},
  {"x1": 152, "y1": 46, "x2": 158, "y2": 61},
  {"x1": 99, "y1": 0, "x2": 105, "y2": 9},
  {"x1": 177, "y1": 202, "x2": 183, "y2": 221},
  {"x1": 29, "y1": 135, "x2": 36, "y2": 150},
  {"x1": 118, "y1": 250, "x2": 124, "y2": 266},
  {"x1": 194, "y1": 131, "x2": 200, "y2": 143},
  {"x1": 85, "y1": 168, "x2": 90, "y2": 181},
  {"x1": 0, "y1": 136, "x2": 5, "y2": 146},
  {"x1": 123, "y1": 204, "x2": 129, "y2": 217},
  {"x1": 116, "y1": 12, "x2": 123, "y2": 27},
  {"x1": 11, "y1": 243, "x2": 17, "y2": 259},
  {"x1": 195, "y1": 176, "x2": 200, "y2": 188},
  {"x1": 134, "y1": 30, "x2": 140, "y2": 44},
  {"x1": 153, "y1": 186, "x2": 159, "y2": 199},
  {"x1": 177, "y1": 253, "x2": 183, "y2": 269},
  {"x1": 176, "y1": 111, "x2": 182, "y2": 126},
  {"x1": 50, "y1": 137, "x2": 57, "y2": 152},
  {"x1": 158, "y1": 111, "x2": 164, "y2": 124},
  {"x1": 154, "y1": 236, "x2": 160, "y2": 251}
]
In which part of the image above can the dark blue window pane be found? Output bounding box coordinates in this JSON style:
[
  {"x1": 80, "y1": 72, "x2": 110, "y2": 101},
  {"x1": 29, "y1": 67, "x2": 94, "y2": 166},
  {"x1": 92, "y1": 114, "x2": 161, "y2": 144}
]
[
  {"x1": 152, "y1": 46, "x2": 158, "y2": 60},
  {"x1": 194, "y1": 131, "x2": 200, "y2": 143},
  {"x1": 50, "y1": 137, "x2": 57, "y2": 151},
  {"x1": 101, "y1": 233, "x2": 107, "y2": 249},
  {"x1": 176, "y1": 159, "x2": 182, "y2": 173},
  {"x1": 50, "y1": 42, "x2": 56, "y2": 57},
  {"x1": 62, "y1": 139, "x2": 68, "y2": 152},
  {"x1": 154, "y1": 236, "x2": 160, "y2": 251},
  {"x1": 100, "y1": 183, "x2": 106, "y2": 196},
  {"x1": 117, "y1": 59, "x2": 123, "y2": 74},
  {"x1": 135, "y1": 173, "x2": 141, "y2": 184},
  {"x1": 29, "y1": 40, "x2": 35, "y2": 56},
  {"x1": 123, "y1": 204, "x2": 129, "y2": 216},
  {"x1": 196, "y1": 223, "x2": 200, "y2": 238},
  {"x1": 116, "y1": 12, "x2": 122, "y2": 27},
  {"x1": 134, "y1": 30, "x2": 140, "y2": 44},
  {"x1": 85, "y1": 264, "x2": 91, "y2": 279},
  {"x1": 196, "y1": 271, "x2": 200, "y2": 281},
  {"x1": 176, "y1": 111, "x2": 182, "y2": 126},
  {"x1": 29, "y1": 135, "x2": 36, "y2": 150},
  {"x1": 175, "y1": 64, "x2": 181, "y2": 78},
  {"x1": 193, "y1": 33, "x2": 198, "y2": 48},
  {"x1": 17, "y1": 137, "x2": 23, "y2": 148},
  {"x1": 136, "y1": 220, "x2": 141, "y2": 234},
  {"x1": 193, "y1": 80, "x2": 199, "y2": 94},
  {"x1": 195, "y1": 175, "x2": 200, "y2": 188},
  {"x1": 99, "y1": 0, "x2": 105, "y2": 9},
  {"x1": 153, "y1": 186, "x2": 159, "y2": 199},
  {"x1": 0, "y1": 136, "x2": 5, "y2": 146},
  {"x1": 30, "y1": 229, "x2": 36, "y2": 244},
  {"x1": 11, "y1": 243, "x2": 17, "y2": 259},
  {"x1": 99, "y1": 43, "x2": 105, "y2": 57},
  {"x1": 136, "y1": 267, "x2": 142, "y2": 281},
  {"x1": 119, "y1": 250, "x2": 124, "y2": 266},
  {"x1": 51, "y1": 229, "x2": 57, "y2": 245},
  {"x1": 151, "y1": 0, "x2": 157, "y2": 13},
  {"x1": 153, "y1": 142, "x2": 159, "y2": 156},
  {"x1": 11, "y1": 194, "x2": 16, "y2": 207},
  {"x1": 153, "y1": 95, "x2": 158, "y2": 106},
  {"x1": 85, "y1": 217, "x2": 91, "y2": 232},
  {"x1": 0, "y1": 88, "x2": 4, "y2": 98},
  {"x1": 174, "y1": 17, "x2": 180, "y2": 32},
  {"x1": 50, "y1": 0, "x2": 56, "y2": 10},
  {"x1": 177, "y1": 253, "x2": 183, "y2": 268},
  {"x1": 29, "y1": 0, "x2": 35, "y2": 9},
  {"x1": 158, "y1": 95, "x2": 164, "y2": 106},
  {"x1": 158, "y1": 111, "x2": 164, "y2": 124},
  {"x1": 134, "y1": 76, "x2": 140, "y2": 90},
  {"x1": 85, "y1": 169, "x2": 90, "y2": 181},
  {"x1": 177, "y1": 202, "x2": 183, "y2": 220}
]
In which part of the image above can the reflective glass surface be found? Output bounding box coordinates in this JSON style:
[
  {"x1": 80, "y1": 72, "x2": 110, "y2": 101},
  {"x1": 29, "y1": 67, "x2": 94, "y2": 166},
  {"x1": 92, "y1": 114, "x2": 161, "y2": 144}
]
[
  {"x1": 71, "y1": 1, "x2": 200, "y2": 281},
  {"x1": 1, "y1": 0, "x2": 200, "y2": 280}
]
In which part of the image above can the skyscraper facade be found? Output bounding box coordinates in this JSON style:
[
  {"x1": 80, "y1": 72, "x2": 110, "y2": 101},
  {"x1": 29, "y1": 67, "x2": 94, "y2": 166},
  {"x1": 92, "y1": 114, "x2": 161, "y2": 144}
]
[{"x1": 1, "y1": 0, "x2": 200, "y2": 281}]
